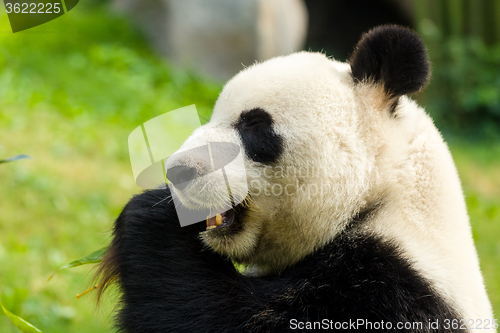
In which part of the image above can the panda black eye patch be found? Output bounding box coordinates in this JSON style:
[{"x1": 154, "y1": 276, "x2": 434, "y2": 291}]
[{"x1": 235, "y1": 108, "x2": 284, "y2": 164}]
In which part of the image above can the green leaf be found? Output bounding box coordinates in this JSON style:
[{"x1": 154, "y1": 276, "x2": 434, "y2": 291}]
[
  {"x1": 48, "y1": 247, "x2": 107, "y2": 281},
  {"x1": 0, "y1": 154, "x2": 32, "y2": 164},
  {"x1": 1, "y1": 303, "x2": 43, "y2": 333}
]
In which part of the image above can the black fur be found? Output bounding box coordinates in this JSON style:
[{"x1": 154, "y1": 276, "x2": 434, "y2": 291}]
[
  {"x1": 235, "y1": 108, "x2": 283, "y2": 164},
  {"x1": 97, "y1": 189, "x2": 462, "y2": 333},
  {"x1": 349, "y1": 25, "x2": 430, "y2": 99}
]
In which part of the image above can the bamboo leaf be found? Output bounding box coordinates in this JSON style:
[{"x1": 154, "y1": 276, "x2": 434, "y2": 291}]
[
  {"x1": 0, "y1": 154, "x2": 32, "y2": 164},
  {"x1": 1, "y1": 303, "x2": 43, "y2": 333},
  {"x1": 48, "y1": 247, "x2": 107, "y2": 281}
]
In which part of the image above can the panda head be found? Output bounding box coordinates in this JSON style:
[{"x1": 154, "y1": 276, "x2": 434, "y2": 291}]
[{"x1": 165, "y1": 25, "x2": 430, "y2": 273}]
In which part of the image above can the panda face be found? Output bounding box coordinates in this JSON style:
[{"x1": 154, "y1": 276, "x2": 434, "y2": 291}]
[
  {"x1": 166, "y1": 53, "x2": 374, "y2": 271},
  {"x1": 166, "y1": 26, "x2": 430, "y2": 273}
]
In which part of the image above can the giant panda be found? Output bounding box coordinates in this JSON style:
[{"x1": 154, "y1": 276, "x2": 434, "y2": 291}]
[{"x1": 96, "y1": 25, "x2": 495, "y2": 332}]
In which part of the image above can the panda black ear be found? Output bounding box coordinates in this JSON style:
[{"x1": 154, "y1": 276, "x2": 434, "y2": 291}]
[{"x1": 349, "y1": 25, "x2": 430, "y2": 99}]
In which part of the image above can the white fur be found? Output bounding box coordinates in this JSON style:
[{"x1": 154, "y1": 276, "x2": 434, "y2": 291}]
[{"x1": 170, "y1": 52, "x2": 494, "y2": 329}]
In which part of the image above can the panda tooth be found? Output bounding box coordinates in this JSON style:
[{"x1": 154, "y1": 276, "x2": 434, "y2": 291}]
[{"x1": 215, "y1": 214, "x2": 223, "y2": 226}]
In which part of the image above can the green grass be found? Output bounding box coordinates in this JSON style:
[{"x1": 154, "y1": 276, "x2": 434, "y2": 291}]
[
  {"x1": 0, "y1": 3, "x2": 498, "y2": 332},
  {"x1": 0, "y1": 3, "x2": 220, "y2": 332},
  {"x1": 449, "y1": 142, "x2": 500, "y2": 315}
]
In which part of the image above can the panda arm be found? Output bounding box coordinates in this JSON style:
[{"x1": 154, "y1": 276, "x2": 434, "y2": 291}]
[
  {"x1": 99, "y1": 189, "x2": 283, "y2": 333},
  {"x1": 98, "y1": 189, "x2": 461, "y2": 333}
]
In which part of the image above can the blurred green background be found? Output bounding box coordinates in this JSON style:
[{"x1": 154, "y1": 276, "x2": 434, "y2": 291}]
[{"x1": 0, "y1": 1, "x2": 498, "y2": 332}]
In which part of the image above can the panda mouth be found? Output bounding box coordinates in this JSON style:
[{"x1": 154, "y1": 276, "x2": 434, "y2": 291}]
[
  {"x1": 205, "y1": 203, "x2": 245, "y2": 231},
  {"x1": 206, "y1": 210, "x2": 233, "y2": 230}
]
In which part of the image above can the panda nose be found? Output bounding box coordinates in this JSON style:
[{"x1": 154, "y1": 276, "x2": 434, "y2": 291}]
[{"x1": 166, "y1": 165, "x2": 197, "y2": 190}]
